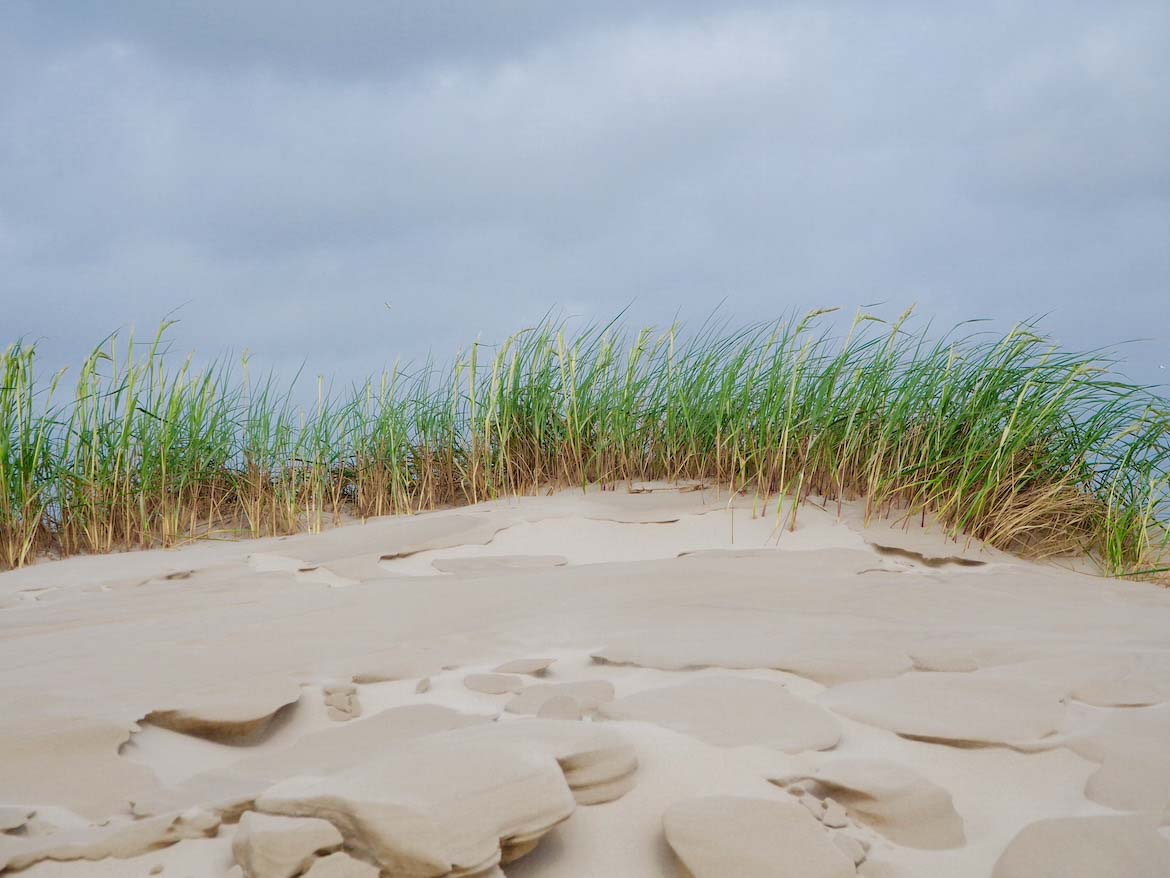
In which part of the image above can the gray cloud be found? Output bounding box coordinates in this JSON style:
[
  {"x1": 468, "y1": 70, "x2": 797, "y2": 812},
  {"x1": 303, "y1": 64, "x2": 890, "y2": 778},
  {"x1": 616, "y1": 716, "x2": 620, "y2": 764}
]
[{"x1": 2, "y1": 1, "x2": 1168, "y2": 386}]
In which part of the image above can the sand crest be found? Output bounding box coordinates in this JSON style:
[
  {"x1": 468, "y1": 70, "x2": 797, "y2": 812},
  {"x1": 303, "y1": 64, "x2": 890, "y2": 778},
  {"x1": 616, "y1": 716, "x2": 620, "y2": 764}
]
[
  {"x1": 820, "y1": 674, "x2": 1065, "y2": 746},
  {"x1": 598, "y1": 676, "x2": 841, "y2": 753},
  {"x1": 231, "y1": 811, "x2": 342, "y2": 878},
  {"x1": 771, "y1": 759, "x2": 965, "y2": 849},
  {"x1": 662, "y1": 796, "x2": 855, "y2": 878},
  {"x1": 0, "y1": 809, "x2": 220, "y2": 872},
  {"x1": 256, "y1": 739, "x2": 575, "y2": 877},
  {"x1": 432, "y1": 720, "x2": 638, "y2": 805},
  {"x1": 491, "y1": 659, "x2": 556, "y2": 676},
  {"x1": 464, "y1": 674, "x2": 525, "y2": 695},
  {"x1": 505, "y1": 682, "x2": 615, "y2": 716},
  {"x1": 593, "y1": 626, "x2": 913, "y2": 685}
]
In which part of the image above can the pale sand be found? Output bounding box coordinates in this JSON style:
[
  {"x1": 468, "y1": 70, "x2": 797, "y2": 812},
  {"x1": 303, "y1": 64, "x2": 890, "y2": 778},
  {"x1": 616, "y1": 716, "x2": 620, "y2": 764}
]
[{"x1": 2, "y1": 485, "x2": 1169, "y2": 876}]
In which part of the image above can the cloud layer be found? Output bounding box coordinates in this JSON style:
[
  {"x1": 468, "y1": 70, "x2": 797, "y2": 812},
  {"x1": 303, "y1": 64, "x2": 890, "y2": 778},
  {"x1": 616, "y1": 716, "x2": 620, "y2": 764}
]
[{"x1": 3, "y1": 1, "x2": 1168, "y2": 383}]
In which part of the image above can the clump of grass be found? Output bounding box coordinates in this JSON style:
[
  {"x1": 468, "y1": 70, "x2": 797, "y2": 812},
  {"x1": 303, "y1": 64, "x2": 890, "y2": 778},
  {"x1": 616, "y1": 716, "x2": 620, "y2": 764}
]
[
  {"x1": 0, "y1": 341, "x2": 62, "y2": 568},
  {"x1": 2, "y1": 309, "x2": 1167, "y2": 579}
]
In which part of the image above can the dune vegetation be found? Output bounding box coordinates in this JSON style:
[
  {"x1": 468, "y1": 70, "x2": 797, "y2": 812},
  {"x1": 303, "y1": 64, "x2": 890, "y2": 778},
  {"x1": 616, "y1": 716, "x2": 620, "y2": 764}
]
[{"x1": 2, "y1": 309, "x2": 1168, "y2": 578}]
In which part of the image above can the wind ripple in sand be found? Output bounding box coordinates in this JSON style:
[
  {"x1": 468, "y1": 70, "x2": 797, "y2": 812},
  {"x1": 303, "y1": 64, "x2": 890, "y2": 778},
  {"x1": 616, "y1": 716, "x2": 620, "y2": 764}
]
[
  {"x1": 430, "y1": 555, "x2": 568, "y2": 576},
  {"x1": 231, "y1": 811, "x2": 342, "y2": 878},
  {"x1": 819, "y1": 673, "x2": 1066, "y2": 746},
  {"x1": 770, "y1": 759, "x2": 965, "y2": 849},
  {"x1": 505, "y1": 681, "x2": 616, "y2": 716},
  {"x1": 130, "y1": 704, "x2": 492, "y2": 819},
  {"x1": 1065, "y1": 704, "x2": 1170, "y2": 813},
  {"x1": 593, "y1": 625, "x2": 912, "y2": 685},
  {"x1": 991, "y1": 815, "x2": 1170, "y2": 878},
  {"x1": 463, "y1": 673, "x2": 525, "y2": 695},
  {"x1": 0, "y1": 809, "x2": 220, "y2": 872},
  {"x1": 432, "y1": 720, "x2": 639, "y2": 805},
  {"x1": 492, "y1": 657, "x2": 556, "y2": 676},
  {"x1": 256, "y1": 739, "x2": 577, "y2": 878},
  {"x1": 144, "y1": 685, "x2": 303, "y2": 745},
  {"x1": 663, "y1": 796, "x2": 855, "y2": 878},
  {"x1": 599, "y1": 676, "x2": 841, "y2": 753}
]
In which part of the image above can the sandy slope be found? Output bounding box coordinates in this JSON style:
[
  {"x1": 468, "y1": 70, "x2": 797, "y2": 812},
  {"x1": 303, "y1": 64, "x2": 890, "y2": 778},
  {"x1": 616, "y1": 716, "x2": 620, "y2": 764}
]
[{"x1": 2, "y1": 485, "x2": 1169, "y2": 877}]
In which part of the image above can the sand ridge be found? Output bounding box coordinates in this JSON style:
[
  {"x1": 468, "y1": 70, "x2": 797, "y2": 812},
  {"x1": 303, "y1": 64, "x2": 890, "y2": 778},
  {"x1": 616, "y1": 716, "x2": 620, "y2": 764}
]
[{"x1": 2, "y1": 486, "x2": 1170, "y2": 876}]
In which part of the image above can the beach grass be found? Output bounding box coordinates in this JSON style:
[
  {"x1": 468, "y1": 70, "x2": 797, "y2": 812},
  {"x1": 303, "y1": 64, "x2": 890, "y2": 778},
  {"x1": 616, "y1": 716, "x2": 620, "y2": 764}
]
[{"x1": 2, "y1": 309, "x2": 1168, "y2": 578}]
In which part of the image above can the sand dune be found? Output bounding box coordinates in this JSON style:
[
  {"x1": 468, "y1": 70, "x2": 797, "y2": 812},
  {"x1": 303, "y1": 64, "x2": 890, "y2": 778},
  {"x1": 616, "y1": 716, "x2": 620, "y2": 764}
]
[{"x1": 2, "y1": 486, "x2": 1169, "y2": 876}]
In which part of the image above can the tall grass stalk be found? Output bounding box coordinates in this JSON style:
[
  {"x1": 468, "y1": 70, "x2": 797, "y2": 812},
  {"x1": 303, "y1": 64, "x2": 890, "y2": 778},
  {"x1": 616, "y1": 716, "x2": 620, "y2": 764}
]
[{"x1": 2, "y1": 311, "x2": 1167, "y2": 579}]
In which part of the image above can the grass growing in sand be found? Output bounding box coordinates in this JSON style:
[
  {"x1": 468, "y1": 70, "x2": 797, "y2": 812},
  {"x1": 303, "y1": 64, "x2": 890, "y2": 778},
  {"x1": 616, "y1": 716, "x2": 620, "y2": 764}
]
[{"x1": 2, "y1": 310, "x2": 1168, "y2": 578}]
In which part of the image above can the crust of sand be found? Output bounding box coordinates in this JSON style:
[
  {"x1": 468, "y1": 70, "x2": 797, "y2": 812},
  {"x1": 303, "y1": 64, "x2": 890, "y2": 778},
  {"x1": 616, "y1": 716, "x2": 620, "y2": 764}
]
[
  {"x1": 770, "y1": 758, "x2": 966, "y2": 849},
  {"x1": 3, "y1": 486, "x2": 1170, "y2": 877},
  {"x1": 598, "y1": 676, "x2": 841, "y2": 753}
]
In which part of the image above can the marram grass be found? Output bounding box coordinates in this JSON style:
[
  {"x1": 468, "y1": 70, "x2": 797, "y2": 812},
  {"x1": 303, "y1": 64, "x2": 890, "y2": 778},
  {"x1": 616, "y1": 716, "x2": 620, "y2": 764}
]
[{"x1": 2, "y1": 311, "x2": 1168, "y2": 579}]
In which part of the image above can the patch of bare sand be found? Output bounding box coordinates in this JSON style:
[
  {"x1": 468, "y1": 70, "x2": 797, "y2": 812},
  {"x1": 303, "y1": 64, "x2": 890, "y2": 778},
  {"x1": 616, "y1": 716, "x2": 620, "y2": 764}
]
[{"x1": 3, "y1": 486, "x2": 1170, "y2": 876}]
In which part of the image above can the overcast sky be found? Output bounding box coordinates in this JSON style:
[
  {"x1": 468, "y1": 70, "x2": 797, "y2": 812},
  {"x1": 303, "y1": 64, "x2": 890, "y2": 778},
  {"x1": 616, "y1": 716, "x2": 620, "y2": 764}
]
[{"x1": 3, "y1": 1, "x2": 1168, "y2": 387}]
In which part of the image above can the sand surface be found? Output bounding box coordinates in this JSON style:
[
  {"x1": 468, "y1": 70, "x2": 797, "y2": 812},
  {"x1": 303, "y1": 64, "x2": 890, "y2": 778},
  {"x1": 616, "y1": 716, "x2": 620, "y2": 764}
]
[{"x1": 2, "y1": 485, "x2": 1169, "y2": 876}]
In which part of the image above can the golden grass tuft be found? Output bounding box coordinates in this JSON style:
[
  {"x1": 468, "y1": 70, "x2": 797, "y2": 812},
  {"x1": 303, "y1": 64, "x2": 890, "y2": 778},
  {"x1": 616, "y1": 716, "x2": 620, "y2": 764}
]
[{"x1": 2, "y1": 310, "x2": 1168, "y2": 579}]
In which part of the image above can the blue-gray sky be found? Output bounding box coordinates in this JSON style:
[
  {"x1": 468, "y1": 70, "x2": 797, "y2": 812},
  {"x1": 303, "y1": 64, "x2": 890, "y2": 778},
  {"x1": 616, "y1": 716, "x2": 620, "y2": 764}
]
[{"x1": 2, "y1": 1, "x2": 1168, "y2": 386}]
